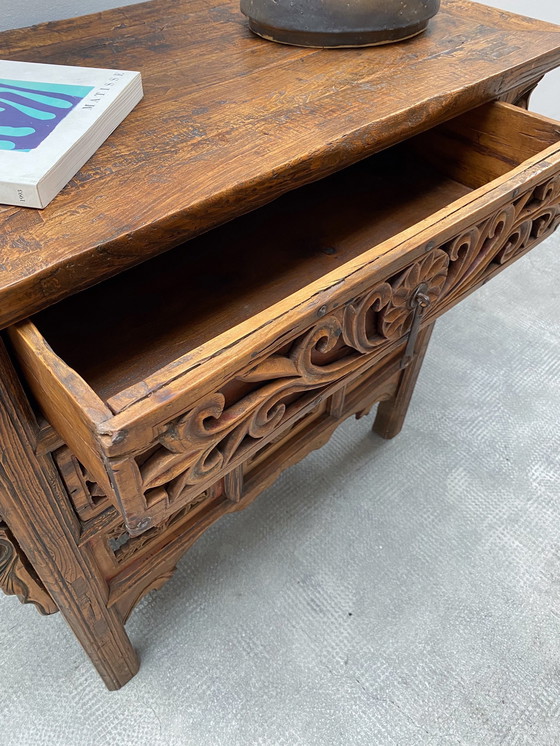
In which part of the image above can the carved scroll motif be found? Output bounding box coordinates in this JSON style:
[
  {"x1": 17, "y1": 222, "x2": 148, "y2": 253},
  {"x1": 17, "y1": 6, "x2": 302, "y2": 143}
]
[
  {"x1": 0, "y1": 524, "x2": 58, "y2": 615},
  {"x1": 136, "y1": 249, "x2": 450, "y2": 506},
  {"x1": 439, "y1": 175, "x2": 560, "y2": 305},
  {"x1": 129, "y1": 175, "x2": 560, "y2": 515}
]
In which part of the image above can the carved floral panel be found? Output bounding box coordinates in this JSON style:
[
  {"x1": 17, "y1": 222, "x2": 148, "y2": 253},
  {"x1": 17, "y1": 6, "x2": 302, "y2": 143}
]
[{"x1": 127, "y1": 174, "x2": 560, "y2": 517}]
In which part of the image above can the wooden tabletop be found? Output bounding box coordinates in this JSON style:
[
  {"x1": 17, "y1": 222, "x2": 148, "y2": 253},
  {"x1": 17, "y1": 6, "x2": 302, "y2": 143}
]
[{"x1": 1, "y1": 0, "x2": 560, "y2": 330}]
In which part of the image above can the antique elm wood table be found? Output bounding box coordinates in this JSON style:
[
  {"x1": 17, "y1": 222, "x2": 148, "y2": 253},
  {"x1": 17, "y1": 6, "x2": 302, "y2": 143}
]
[{"x1": 1, "y1": 0, "x2": 560, "y2": 689}]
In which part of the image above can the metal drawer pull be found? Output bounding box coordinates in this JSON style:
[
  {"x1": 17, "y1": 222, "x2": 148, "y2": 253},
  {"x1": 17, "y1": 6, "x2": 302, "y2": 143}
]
[{"x1": 402, "y1": 283, "x2": 431, "y2": 368}]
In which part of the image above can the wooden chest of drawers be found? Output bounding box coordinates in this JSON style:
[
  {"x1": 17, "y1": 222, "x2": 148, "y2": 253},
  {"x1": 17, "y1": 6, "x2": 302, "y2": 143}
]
[{"x1": 0, "y1": 0, "x2": 559, "y2": 689}]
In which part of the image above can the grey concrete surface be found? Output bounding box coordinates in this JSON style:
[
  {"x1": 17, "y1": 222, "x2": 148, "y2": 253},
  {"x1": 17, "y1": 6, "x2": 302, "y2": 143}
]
[
  {"x1": 0, "y1": 0, "x2": 140, "y2": 31},
  {"x1": 1, "y1": 231, "x2": 559, "y2": 746},
  {"x1": 1, "y1": 1, "x2": 560, "y2": 744}
]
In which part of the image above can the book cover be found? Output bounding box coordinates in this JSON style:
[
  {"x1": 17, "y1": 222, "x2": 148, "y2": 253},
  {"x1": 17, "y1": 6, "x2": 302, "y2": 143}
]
[{"x1": 0, "y1": 60, "x2": 143, "y2": 208}]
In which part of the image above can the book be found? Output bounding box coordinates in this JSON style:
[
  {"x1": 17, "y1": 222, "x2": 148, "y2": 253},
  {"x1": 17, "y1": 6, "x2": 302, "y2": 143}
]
[{"x1": 0, "y1": 60, "x2": 143, "y2": 208}]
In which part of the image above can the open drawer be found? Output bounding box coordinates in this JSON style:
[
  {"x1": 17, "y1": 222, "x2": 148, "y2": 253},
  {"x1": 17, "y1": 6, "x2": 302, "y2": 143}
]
[{"x1": 9, "y1": 102, "x2": 560, "y2": 535}]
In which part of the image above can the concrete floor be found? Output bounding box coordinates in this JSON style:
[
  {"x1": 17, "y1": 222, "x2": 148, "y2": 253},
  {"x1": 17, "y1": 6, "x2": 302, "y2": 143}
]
[
  {"x1": 1, "y1": 232, "x2": 559, "y2": 745},
  {"x1": 1, "y1": 1, "x2": 560, "y2": 744}
]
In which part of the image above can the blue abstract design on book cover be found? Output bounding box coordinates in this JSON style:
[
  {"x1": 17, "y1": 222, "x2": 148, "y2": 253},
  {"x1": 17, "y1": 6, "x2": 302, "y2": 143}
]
[{"x1": 0, "y1": 79, "x2": 94, "y2": 151}]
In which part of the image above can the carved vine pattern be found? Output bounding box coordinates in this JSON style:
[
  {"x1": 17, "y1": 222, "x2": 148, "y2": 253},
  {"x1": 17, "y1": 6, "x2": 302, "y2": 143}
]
[{"x1": 136, "y1": 175, "x2": 560, "y2": 510}]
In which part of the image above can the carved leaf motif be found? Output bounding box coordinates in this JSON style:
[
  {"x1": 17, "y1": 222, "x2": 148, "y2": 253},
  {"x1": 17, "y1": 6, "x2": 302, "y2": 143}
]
[
  {"x1": 141, "y1": 450, "x2": 198, "y2": 491},
  {"x1": 443, "y1": 177, "x2": 560, "y2": 286},
  {"x1": 439, "y1": 206, "x2": 516, "y2": 298},
  {"x1": 0, "y1": 534, "x2": 23, "y2": 597},
  {"x1": 0, "y1": 525, "x2": 57, "y2": 615},
  {"x1": 530, "y1": 205, "x2": 560, "y2": 240},
  {"x1": 442, "y1": 226, "x2": 481, "y2": 293},
  {"x1": 242, "y1": 355, "x2": 300, "y2": 382},
  {"x1": 532, "y1": 176, "x2": 560, "y2": 207}
]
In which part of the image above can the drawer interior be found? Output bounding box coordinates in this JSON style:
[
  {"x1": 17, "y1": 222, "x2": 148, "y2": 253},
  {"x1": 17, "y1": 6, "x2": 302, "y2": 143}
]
[{"x1": 27, "y1": 102, "x2": 560, "y2": 412}]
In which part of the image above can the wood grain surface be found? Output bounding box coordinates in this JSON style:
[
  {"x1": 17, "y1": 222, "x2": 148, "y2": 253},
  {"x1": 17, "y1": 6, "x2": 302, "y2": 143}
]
[
  {"x1": 0, "y1": 340, "x2": 139, "y2": 689},
  {"x1": 1, "y1": 0, "x2": 560, "y2": 329}
]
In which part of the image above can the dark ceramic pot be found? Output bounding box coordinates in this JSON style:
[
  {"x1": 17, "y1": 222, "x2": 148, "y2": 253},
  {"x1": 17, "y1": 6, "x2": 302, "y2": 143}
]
[{"x1": 240, "y1": 0, "x2": 440, "y2": 48}]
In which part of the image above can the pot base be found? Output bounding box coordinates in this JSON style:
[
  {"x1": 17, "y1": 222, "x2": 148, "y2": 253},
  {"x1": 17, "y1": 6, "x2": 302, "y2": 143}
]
[{"x1": 246, "y1": 18, "x2": 430, "y2": 48}]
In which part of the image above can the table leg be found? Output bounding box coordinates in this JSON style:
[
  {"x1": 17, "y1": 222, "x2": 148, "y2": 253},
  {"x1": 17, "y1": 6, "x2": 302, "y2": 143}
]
[
  {"x1": 372, "y1": 322, "x2": 435, "y2": 440},
  {"x1": 0, "y1": 338, "x2": 139, "y2": 690}
]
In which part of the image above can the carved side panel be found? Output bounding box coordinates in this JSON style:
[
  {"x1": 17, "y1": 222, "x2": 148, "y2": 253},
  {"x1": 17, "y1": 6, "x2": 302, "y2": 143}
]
[
  {"x1": 52, "y1": 441, "x2": 220, "y2": 572},
  {"x1": 0, "y1": 523, "x2": 58, "y2": 615},
  {"x1": 49, "y1": 442, "x2": 224, "y2": 618},
  {"x1": 106, "y1": 484, "x2": 219, "y2": 566}
]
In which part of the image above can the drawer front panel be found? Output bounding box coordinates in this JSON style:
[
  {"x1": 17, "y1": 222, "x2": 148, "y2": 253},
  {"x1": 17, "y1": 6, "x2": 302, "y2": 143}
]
[
  {"x1": 115, "y1": 270, "x2": 438, "y2": 532},
  {"x1": 111, "y1": 170, "x2": 560, "y2": 533},
  {"x1": 9, "y1": 108, "x2": 560, "y2": 535}
]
